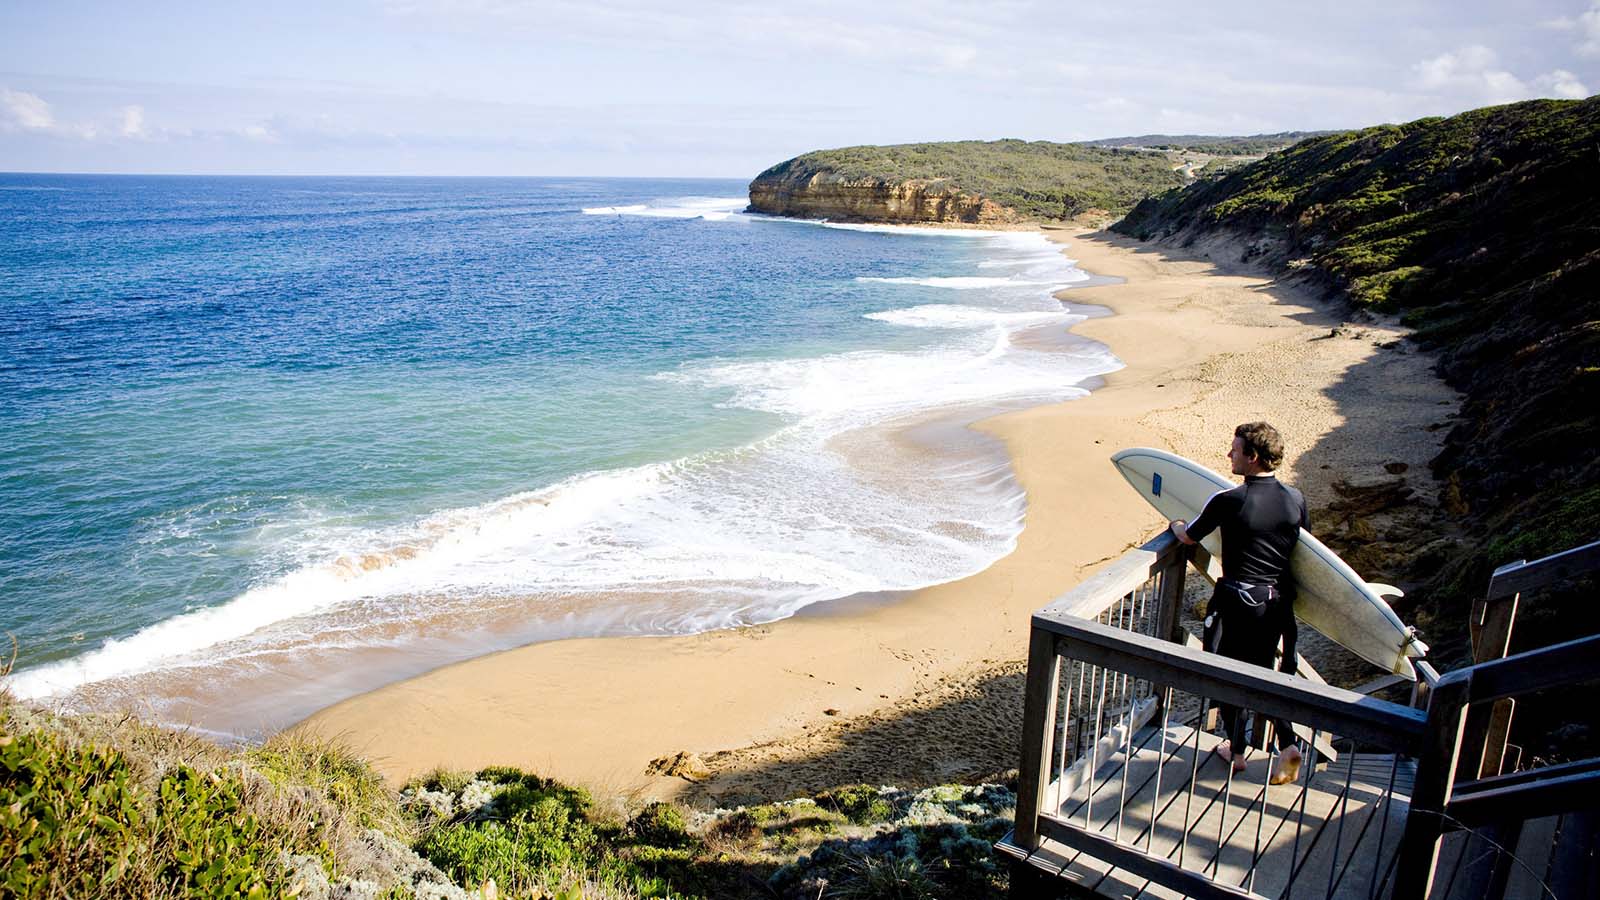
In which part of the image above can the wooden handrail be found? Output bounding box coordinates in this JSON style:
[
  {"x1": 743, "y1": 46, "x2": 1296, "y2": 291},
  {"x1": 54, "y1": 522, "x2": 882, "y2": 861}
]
[
  {"x1": 1446, "y1": 767, "x2": 1600, "y2": 827},
  {"x1": 1463, "y1": 633, "x2": 1600, "y2": 704},
  {"x1": 1032, "y1": 613, "x2": 1429, "y2": 752},
  {"x1": 1040, "y1": 530, "x2": 1184, "y2": 620},
  {"x1": 1484, "y1": 538, "x2": 1600, "y2": 600}
]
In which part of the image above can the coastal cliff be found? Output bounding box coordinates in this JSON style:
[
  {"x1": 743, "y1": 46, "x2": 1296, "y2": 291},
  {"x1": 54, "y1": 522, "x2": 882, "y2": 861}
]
[
  {"x1": 748, "y1": 173, "x2": 1018, "y2": 224},
  {"x1": 748, "y1": 139, "x2": 1183, "y2": 223},
  {"x1": 1113, "y1": 98, "x2": 1600, "y2": 756}
]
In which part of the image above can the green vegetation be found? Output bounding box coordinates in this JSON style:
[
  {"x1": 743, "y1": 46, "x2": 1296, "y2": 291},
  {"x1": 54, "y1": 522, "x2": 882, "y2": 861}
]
[
  {"x1": 1114, "y1": 98, "x2": 1600, "y2": 756},
  {"x1": 1, "y1": 692, "x2": 1018, "y2": 899},
  {"x1": 1079, "y1": 131, "x2": 1331, "y2": 156},
  {"x1": 750, "y1": 139, "x2": 1183, "y2": 219},
  {"x1": 0, "y1": 705, "x2": 412, "y2": 899}
]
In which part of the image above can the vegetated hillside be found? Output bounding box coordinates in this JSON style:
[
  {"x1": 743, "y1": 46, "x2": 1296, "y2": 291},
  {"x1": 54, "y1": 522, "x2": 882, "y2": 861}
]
[
  {"x1": 1080, "y1": 131, "x2": 1332, "y2": 155},
  {"x1": 1114, "y1": 98, "x2": 1600, "y2": 752},
  {"x1": 747, "y1": 139, "x2": 1183, "y2": 223}
]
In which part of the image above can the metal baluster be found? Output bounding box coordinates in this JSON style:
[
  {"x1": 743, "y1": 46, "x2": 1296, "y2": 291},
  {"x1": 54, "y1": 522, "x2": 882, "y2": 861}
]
[
  {"x1": 1116, "y1": 666, "x2": 1136, "y2": 842},
  {"x1": 1325, "y1": 745, "x2": 1358, "y2": 900},
  {"x1": 1180, "y1": 703, "x2": 1203, "y2": 868},
  {"x1": 1055, "y1": 657, "x2": 1078, "y2": 813},
  {"x1": 1284, "y1": 728, "x2": 1322, "y2": 899},
  {"x1": 1249, "y1": 747, "x2": 1271, "y2": 893},
  {"x1": 1368, "y1": 754, "x2": 1401, "y2": 900},
  {"x1": 1213, "y1": 746, "x2": 1233, "y2": 877},
  {"x1": 1073, "y1": 650, "x2": 1089, "y2": 765},
  {"x1": 1149, "y1": 685, "x2": 1171, "y2": 853},
  {"x1": 1087, "y1": 658, "x2": 1110, "y2": 829}
]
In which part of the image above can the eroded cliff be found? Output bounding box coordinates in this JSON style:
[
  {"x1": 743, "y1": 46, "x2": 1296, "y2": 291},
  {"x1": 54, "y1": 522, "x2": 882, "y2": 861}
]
[{"x1": 748, "y1": 174, "x2": 1017, "y2": 224}]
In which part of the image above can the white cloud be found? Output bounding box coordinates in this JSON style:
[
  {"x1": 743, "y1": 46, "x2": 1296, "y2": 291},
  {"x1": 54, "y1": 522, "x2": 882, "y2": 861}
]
[
  {"x1": 1534, "y1": 69, "x2": 1591, "y2": 99},
  {"x1": 2, "y1": 88, "x2": 56, "y2": 130},
  {"x1": 239, "y1": 123, "x2": 278, "y2": 142},
  {"x1": 1412, "y1": 46, "x2": 1531, "y2": 104},
  {"x1": 1543, "y1": 2, "x2": 1600, "y2": 56},
  {"x1": 120, "y1": 105, "x2": 147, "y2": 138}
]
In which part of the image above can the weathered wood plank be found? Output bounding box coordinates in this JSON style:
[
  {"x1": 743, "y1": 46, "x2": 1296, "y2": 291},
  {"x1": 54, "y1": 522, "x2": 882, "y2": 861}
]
[
  {"x1": 1453, "y1": 755, "x2": 1600, "y2": 793},
  {"x1": 1547, "y1": 811, "x2": 1599, "y2": 900},
  {"x1": 1464, "y1": 581, "x2": 1521, "y2": 779},
  {"x1": 1038, "y1": 813, "x2": 1259, "y2": 900},
  {"x1": 1042, "y1": 723, "x2": 1411, "y2": 900},
  {"x1": 1180, "y1": 630, "x2": 1338, "y2": 764},
  {"x1": 1014, "y1": 627, "x2": 1062, "y2": 851},
  {"x1": 1048, "y1": 696, "x2": 1158, "y2": 813},
  {"x1": 1485, "y1": 539, "x2": 1600, "y2": 600},
  {"x1": 1446, "y1": 768, "x2": 1600, "y2": 826},
  {"x1": 1034, "y1": 614, "x2": 1427, "y2": 750},
  {"x1": 1464, "y1": 633, "x2": 1600, "y2": 704},
  {"x1": 1042, "y1": 532, "x2": 1183, "y2": 622},
  {"x1": 1504, "y1": 815, "x2": 1560, "y2": 900},
  {"x1": 1392, "y1": 670, "x2": 1471, "y2": 900}
]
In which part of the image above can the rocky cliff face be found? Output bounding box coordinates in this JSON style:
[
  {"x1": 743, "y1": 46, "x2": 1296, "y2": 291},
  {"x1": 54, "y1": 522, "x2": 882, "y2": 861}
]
[{"x1": 748, "y1": 173, "x2": 1019, "y2": 225}]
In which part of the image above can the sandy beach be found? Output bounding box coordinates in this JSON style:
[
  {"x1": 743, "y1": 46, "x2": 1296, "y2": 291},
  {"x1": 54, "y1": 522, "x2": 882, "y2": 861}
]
[{"x1": 300, "y1": 227, "x2": 1457, "y2": 804}]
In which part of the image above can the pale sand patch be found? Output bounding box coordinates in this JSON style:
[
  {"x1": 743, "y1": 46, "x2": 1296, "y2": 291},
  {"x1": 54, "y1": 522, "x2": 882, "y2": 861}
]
[{"x1": 298, "y1": 228, "x2": 1456, "y2": 803}]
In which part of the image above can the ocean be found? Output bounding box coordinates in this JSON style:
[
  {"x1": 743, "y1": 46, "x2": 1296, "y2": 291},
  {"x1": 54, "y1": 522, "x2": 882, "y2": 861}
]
[{"x1": 0, "y1": 174, "x2": 1120, "y2": 735}]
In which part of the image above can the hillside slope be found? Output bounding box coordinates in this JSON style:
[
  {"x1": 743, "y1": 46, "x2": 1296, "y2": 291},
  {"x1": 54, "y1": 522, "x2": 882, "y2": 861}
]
[
  {"x1": 1114, "y1": 99, "x2": 1600, "y2": 731},
  {"x1": 747, "y1": 139, "x2": 1183, "y2": 223},
  {"x1": 1079, "y1": 131, "x2": 1331, "y2": 155}
]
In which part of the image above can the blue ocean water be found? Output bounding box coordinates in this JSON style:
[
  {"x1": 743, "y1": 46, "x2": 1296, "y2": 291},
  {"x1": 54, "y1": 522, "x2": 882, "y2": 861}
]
[{"x1": 0, "y1": 174, "x2": 1119, "y2": 732}]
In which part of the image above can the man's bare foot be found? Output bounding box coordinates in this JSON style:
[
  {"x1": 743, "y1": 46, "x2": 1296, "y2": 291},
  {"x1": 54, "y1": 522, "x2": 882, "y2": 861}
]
[
  {"x1": 1270, "y1": 746, "x2": 1304, "y2": 785},
  {"x1": 1212, "y1": 743, "x2": 1249, "y2": 773}
]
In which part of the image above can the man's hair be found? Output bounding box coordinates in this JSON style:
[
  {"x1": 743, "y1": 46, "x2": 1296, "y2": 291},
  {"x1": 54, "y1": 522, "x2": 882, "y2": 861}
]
[{"x1": 1234, "y1": 421, "x2": 1285, "y2": 470}]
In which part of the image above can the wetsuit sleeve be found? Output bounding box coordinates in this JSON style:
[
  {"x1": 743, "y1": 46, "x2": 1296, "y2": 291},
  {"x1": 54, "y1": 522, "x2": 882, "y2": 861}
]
[{"x1": 1184, "y1": 489, "x2": 1236, "y2": 544}]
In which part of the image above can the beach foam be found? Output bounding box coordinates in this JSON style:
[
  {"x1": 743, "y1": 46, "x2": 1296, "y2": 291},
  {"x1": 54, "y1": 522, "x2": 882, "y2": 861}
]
[
  {"x1": 582, "y1": 197, "x2": 747, "y2": 220},
  {"x1": 10, "y1": 196, "x2": 1121, "y2": 719},
  {"x1": 865, "y1": 304, "x2": 1083, "y2": 330}
]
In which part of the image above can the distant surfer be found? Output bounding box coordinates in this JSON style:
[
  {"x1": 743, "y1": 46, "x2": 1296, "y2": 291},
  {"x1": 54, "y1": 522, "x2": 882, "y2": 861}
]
[{"x1": 1169, "y1": 422, "x2": 1307, "y2": 785}]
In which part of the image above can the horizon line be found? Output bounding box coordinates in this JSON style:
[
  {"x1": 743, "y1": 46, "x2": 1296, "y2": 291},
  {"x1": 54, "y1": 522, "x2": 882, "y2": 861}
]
[{"x1": 0, "y1": 170, "x2": 752, "y2": 180}]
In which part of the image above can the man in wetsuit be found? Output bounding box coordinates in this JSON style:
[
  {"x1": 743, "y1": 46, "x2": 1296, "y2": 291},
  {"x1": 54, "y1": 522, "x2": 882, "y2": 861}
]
[{"x1": 1169, "y1": 422, "x2": 1307, "y2": 785}]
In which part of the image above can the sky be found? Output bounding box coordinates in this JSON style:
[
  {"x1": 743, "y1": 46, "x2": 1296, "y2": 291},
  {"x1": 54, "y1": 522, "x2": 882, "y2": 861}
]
[{"x1": 2, "y1": 1, "x2": 1596, "y2": 177}]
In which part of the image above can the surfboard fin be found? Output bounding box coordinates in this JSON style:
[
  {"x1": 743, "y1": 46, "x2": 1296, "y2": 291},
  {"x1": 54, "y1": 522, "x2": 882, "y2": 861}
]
[{"x1": 1366, "y1": 582, "x2": 1404, "y2": 600}]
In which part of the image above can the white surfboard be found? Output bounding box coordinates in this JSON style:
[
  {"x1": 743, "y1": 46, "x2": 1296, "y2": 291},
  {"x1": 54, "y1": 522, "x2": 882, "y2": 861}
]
[{"x1": 1111, "y1": 447, "x2": 1428, "y2": 679}]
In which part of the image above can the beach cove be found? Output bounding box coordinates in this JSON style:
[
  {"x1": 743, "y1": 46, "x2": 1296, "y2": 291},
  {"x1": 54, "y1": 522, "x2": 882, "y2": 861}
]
[{"x1": 302, "y1": 226, "x2": 1459, "y2": 802}]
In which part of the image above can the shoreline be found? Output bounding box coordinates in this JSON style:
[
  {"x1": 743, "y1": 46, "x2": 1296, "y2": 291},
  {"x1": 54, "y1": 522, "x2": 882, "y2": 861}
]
[{"x1": 299, "y1": 227, "x2": 1457, "y2": 802}]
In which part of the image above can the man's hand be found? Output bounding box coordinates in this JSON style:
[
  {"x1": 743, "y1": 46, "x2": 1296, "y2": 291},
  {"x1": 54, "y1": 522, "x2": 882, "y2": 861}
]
[{"x1": 1170, "y1": 519, "x2": 1197, "y2": 545}]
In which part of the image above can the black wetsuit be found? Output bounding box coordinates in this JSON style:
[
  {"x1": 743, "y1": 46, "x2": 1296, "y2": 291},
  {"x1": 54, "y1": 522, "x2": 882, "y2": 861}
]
[{"x1": 1186, "y1": 474, "x2": 1308, "y2": 754}]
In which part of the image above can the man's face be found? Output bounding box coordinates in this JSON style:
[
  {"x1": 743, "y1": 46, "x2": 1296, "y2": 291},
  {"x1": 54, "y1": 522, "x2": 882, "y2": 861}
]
[{"x1": 1227, "y1": 436, "x2": 1254, "y2": 476}]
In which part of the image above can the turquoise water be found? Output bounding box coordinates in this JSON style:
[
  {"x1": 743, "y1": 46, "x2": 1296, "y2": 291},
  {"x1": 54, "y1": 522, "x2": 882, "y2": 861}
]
[{"x1": 0, "y1": 175, "x2": 1118, "y2": 732}]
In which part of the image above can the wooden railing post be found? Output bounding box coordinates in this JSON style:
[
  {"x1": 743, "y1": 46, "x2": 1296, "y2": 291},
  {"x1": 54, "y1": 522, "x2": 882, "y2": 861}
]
[
  {"x1": 1013, "y1": 622, "x2": 1061, "y2": 851},
  {"x1": 1154, "y1": 541, "x2": 1189, "y2": 646},
  {"x1": 1151, "y1": 541, "x2": 1188, "y2": 720},
  {"x1": 1393, "y1": 669, "x2": 1472, "y2": 900},
  {"x1": 1461, "y1": 559, "x2": 1522, "y2": 780}
]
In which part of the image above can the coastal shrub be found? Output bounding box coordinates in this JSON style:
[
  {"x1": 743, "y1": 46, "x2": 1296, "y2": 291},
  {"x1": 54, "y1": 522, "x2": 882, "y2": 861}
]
[
  {"x1": 1348, "y1": 266, "x2": 1432, "y2": 308},
  {"x1": 419, "y1": 767, "x2": 475, "y2": 795},
  {"x1": 249, "y1": 730, "x2": 405, "y2": 834},
  {"x1": 627, "y1": 802, "x2": 692, "y2": 848},
  {"x1": 831, "y1": 853, "x2": 938, "y2": 900},
  {"x1": 817, "y1": 785, "x2": 895, "y2": 825},
  {"x1": 2, "y1": 730, "x2": 152, "y2": 898},
  {"x1": 418, "y1": 794, "x2": 600, "y2": 893},
  {"x1": 0, "y1": 727, "x2": 307, "y2": 898}
]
